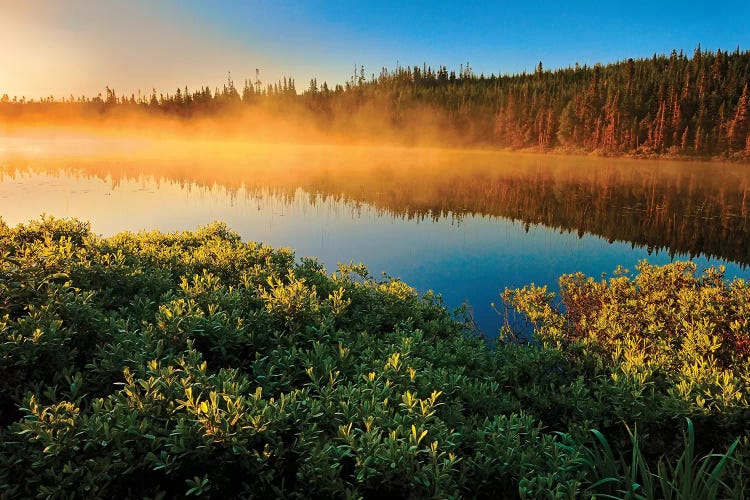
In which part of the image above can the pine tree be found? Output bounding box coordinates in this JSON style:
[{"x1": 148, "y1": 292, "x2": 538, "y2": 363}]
[{"x1": 728, "y1": 83, "x2": 749, "y2": 153}]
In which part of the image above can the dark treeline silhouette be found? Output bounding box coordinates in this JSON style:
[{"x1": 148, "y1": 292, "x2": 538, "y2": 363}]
[{"x1": 2, "y1": 47, "x2": 750, "y2": 159}]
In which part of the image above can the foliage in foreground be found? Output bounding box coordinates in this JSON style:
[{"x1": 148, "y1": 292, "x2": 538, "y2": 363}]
[{"x1": 0, "y1": 217, "x2": 748, "y2": 498}]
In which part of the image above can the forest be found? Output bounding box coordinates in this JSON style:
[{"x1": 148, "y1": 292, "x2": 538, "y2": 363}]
[{"x1": 2, "y1": 47, "x2": 750, "y2": 159}]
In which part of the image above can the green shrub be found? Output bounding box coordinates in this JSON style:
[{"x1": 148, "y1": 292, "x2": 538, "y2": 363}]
[
  {"x1": 503, "y1": 261, "x2": 750, "y2": 450},
  {"x1": 1, "y1": 218, "x2": 748, "y2": 498}
]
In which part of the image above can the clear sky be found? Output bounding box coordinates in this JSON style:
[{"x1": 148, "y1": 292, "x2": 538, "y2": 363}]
[{"x1": 2, "y1": 0, "x2": 749, "y2": 99}]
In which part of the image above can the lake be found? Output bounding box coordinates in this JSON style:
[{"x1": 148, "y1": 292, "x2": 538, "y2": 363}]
[{"x1": 2, "y1": 132, "x2": 749, "y2": 335}]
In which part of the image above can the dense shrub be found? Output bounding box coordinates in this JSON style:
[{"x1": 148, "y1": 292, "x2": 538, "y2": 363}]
[
  {"x1": 503, "y1": 262, "x2": 750, "y2": 437},
  {"x1": 0, "y1": 217, "x2": 747, "y2": 498}
]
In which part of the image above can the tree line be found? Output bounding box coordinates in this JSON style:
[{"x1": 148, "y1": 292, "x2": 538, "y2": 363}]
[{"x1": 2, "y1": 47, "x2": 749, "y2": 159}]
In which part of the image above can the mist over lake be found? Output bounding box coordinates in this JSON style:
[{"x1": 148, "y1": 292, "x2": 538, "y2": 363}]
[{"x1": 3, "y1": 134, "x2": 749, "y2": 334}]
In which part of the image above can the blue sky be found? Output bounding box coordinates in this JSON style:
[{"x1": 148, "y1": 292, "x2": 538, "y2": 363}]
[{"x1": 2, "y1": 0, "x2": 749, "y2": 98}]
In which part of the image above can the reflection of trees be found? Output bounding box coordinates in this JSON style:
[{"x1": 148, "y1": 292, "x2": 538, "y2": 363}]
[
  {"x1": 2, "y1": 149, "x2": 749, "y2": 265},
  {"x1": 327, "y1": 164, "x2": 750, "y2": 265}
]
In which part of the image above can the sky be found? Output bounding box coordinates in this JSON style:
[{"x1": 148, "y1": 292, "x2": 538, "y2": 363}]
[{"x1": 2, "y1": 0, "x2": 749, "y2": 99}]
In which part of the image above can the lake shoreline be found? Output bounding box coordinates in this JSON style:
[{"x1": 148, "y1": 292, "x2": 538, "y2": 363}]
[
  {"x1": 477, "y1": 144, "x2": 750, "y2": 165},
  {"x1": 3, "y1": 118, "x2": 750, "y2": 165}
]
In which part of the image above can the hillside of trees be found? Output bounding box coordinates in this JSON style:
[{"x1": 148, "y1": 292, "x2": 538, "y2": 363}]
[{"x1": 2, "y1": 47, "x2": 750, "y2": 159}]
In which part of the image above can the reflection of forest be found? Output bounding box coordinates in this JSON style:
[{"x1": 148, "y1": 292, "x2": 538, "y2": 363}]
[{"x1": 2, "y1": 145, "x2": 749, "y2": 265}]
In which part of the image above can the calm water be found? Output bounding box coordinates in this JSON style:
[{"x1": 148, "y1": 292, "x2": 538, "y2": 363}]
[{"x1": 2, "y1": 134, "x2": 750, "y2": 334}]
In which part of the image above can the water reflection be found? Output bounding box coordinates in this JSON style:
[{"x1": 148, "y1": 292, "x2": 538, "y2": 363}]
[{"x1": 2, "y1": 138, "x2": 749, "y2": 334}]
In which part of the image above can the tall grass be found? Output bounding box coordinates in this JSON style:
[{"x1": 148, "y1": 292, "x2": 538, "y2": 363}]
[{"x1": 572, "y1": 419, "x2": 743, "y2": 499}]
